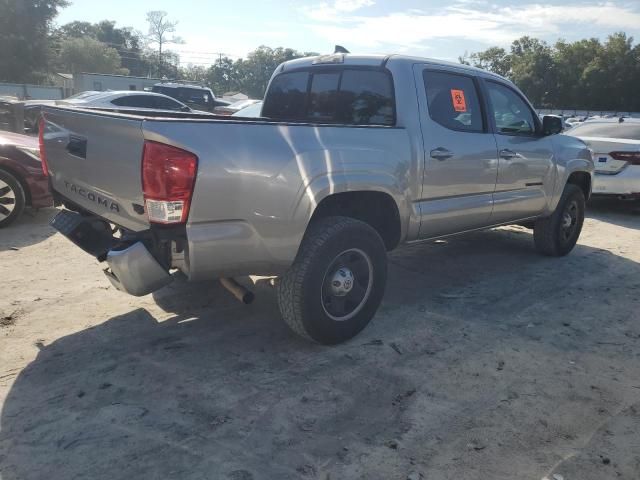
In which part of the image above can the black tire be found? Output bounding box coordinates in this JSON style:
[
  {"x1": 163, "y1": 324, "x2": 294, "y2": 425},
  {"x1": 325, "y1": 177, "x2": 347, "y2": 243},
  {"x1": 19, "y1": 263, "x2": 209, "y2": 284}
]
[
  {"x1": 277, "y1": 216, "x2": 387, "y2": 345},
  {"x1": 533, "y1": 184, "x2": 585, "y2": 256},
  {"x1": 0, "y1": 169, "x2": 26, "y2": 228}
]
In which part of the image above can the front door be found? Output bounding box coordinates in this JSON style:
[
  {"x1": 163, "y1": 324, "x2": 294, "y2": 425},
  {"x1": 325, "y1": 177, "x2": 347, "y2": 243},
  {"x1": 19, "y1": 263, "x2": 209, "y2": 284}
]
[
  {"x1": 483, "y1": 80, "x2": 555, "y2": 223},
  {"x1": 416, "y1": 67, "x2": 499, "y2": 238}
]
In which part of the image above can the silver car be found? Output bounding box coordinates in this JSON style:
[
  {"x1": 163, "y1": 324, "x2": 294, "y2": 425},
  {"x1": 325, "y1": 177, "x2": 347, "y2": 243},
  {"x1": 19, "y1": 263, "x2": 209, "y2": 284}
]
[
  {"x1": 566, "y1": 118, "x2": 640, "y2": 198},
  {"x1": 60, "y1": 91, "x2": 193, "y2": 112}
]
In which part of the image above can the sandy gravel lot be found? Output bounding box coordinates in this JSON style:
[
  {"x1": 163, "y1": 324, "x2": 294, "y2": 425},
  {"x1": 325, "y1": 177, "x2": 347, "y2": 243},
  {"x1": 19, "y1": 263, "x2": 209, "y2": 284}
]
[{"x1": 0, "y1": 198, "x2": 639, "y2": 480}]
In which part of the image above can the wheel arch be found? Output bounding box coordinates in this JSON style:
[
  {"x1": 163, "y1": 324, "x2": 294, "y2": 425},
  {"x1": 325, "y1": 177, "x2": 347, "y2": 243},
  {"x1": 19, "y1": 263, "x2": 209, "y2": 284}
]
[
  {"x1": 548, "y1": 158, "x2": 593, "y2": 213},
  {"x1": 294, "y1": 172, "x2": 409, "y2": 252},
  {"x1": 0, "y1": 161, "x2": 31, "y2": 206},
  {"x1": 310, "y1": 190, "x2": 403, "y2": 251},
  {"x1": 567, "y1": 170, "x2": 592, "y2": 201}
]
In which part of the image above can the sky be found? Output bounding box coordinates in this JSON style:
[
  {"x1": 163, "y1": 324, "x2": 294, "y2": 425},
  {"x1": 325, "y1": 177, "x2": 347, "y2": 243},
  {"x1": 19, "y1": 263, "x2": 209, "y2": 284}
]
[{"x1": 55, "y1": 0, "x2": 640, "y2": 64}]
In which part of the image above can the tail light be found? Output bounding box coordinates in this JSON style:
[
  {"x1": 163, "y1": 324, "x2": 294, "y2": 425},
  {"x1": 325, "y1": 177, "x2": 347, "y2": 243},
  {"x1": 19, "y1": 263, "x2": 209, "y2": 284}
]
[
  {"x1": 38, "y1": 116, "x2": 49, "y2": 176},
  {"x1": 141, "y1": 141, "x2": 198, "y2": 224},
  {"x1": 610, "y1": 151, "x2": 640, "y2": 166}
]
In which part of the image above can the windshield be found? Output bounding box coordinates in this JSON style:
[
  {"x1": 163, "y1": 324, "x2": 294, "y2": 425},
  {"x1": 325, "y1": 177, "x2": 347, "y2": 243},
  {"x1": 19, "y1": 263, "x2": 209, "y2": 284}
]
[
  {"x1": 566, "y1": 122, "x2": 640, "y2": 140},
  {"x1": 232, "y1": 102, "x2": 263, "y2": 117}
]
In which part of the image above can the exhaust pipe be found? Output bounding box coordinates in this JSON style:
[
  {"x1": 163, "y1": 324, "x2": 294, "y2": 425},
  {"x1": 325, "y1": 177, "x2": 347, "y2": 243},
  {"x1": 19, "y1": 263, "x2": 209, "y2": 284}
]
[{"x1": 220, "y1": 278, "x2": 255, "y2": 304}]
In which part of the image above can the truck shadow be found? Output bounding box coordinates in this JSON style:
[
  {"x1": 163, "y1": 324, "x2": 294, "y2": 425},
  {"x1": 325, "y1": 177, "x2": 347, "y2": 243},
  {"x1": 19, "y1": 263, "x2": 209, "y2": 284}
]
[
  {"x1": 0, "y1": 207, "x2": 57, "y2": 251},
  {"x1": 1, "y1": 228, "x2": 639, "y2": 479}
]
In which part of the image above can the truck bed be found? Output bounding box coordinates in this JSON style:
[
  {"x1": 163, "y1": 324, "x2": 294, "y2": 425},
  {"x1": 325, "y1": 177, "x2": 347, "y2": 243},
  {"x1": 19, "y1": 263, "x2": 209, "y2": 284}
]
[{"x1": 42, "y1": 105, "x2": 412, "y2": 278}]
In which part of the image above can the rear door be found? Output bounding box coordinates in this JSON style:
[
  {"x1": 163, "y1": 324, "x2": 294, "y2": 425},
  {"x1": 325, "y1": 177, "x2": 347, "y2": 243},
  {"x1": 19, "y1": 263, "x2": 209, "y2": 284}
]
[
  {"x1": 416, "y1": 66, "x2": 498, "y2": 238},
  {"x1": 482, "y1": 80, "x2": 555, "y2": 222},
  {"x1": 42, "y1": 107, "x2": 149, "y2": 231}
]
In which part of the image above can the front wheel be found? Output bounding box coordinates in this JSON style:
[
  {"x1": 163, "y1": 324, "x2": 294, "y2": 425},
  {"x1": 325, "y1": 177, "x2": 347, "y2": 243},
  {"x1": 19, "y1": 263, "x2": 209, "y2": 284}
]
[
  {"x1": 277, "y1": 216, "x2": 388, "y2": 345},
  {"x1": 533, "y1": 184, "x2": 585, "y2": 256}
]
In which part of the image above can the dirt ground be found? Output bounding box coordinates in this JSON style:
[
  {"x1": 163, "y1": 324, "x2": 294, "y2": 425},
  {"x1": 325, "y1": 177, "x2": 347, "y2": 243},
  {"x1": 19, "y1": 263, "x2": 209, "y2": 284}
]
[{"x1": 0, "y1": 198, "x2": 639, "y2": 480}]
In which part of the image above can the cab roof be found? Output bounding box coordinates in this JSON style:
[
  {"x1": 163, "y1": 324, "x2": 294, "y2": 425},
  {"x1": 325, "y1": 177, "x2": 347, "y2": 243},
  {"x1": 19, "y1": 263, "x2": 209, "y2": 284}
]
[{"x1": 279, "y1": 53, "x2": 508, "y2": 81}]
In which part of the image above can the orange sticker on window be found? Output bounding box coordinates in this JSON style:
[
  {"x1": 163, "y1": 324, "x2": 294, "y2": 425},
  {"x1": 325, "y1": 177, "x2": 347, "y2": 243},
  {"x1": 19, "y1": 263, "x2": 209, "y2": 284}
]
[{"x1": 450, "y1": 89, "x2": 467, "y2": 112}]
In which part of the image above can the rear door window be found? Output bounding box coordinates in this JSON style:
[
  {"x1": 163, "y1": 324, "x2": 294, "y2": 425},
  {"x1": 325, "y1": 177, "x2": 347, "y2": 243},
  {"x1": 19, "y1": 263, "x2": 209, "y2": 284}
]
[
  {"x1": 178, "y1": 88, "x2": 212, "y2": 107},
  {"x1": 111, "y1": 95, "x2": 155, "y2": 108},
  {"x1": 263, "y1": 68, "x2": 395, "y2": 125},
  {"x1": 423, "y1": 70, "x2": 484, "y2": 132},
  {"x1": 153, "y1": 96, "x2": 186, "y2": 111}
]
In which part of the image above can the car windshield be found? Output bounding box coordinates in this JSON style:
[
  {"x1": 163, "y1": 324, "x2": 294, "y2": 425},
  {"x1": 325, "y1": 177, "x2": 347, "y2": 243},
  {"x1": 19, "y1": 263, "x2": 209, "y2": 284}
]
[{"x1": 566, "y1": 122, "x2": 640, "y2": 140}]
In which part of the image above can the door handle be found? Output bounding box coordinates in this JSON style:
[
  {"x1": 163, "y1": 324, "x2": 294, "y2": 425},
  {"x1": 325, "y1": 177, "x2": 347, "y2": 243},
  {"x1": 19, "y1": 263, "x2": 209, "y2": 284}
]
[
  {"x1": 499, "y1": 149, "x2": 518, "y2": 160},
  {"x1": 430, "y1": 147, "x2": 453, "y2": 161}
]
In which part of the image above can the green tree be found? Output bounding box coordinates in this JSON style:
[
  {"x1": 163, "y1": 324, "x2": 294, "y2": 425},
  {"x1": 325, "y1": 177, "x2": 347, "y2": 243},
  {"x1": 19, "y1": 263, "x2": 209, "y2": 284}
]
[
  {"x1": 180, "y1": 64, "x2": 208, "y2": 84},
  {"x1": 0, "y1": 0, "x2": 69, "y2": 82},
  {"x1": 205, "y1": 56, "x2": 239, "y2": 95},
  {"x1": 56, "y1": 20, "x2": 149, "y2": 76},
  {"x1": 233, "y1": 46, "x2": 318, "y2": 98},
  {"x1": 462, "y1": 34, "x2": 639, "y2": 111},
  {"x1": 508, "y1": 37, "x2": 557, "y2": 107},
  {"x1": 58, "y1": 37, "x2": 129, "y2": 75},
  {"x1": 468, "y1": 47, "x2": 511, "y2": 77},
  {"x1": 552, "y1": 38, "x2": 603, "y2": 108},
  {"x1": 146, "y1": 11, "x2": 182, "y2": 77}
]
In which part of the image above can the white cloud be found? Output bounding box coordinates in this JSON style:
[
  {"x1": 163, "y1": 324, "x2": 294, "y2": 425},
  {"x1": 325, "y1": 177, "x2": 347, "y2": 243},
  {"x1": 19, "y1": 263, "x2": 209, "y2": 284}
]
[
  {"x1": 305, "y1": 2, "x2": 640, "y2": 52},
  {"x1": 173, "y1": 29, "x2": 289, "y2": 64},
  {"x1": 304, "y1": 0, "x2": 375, "y2": 22}
]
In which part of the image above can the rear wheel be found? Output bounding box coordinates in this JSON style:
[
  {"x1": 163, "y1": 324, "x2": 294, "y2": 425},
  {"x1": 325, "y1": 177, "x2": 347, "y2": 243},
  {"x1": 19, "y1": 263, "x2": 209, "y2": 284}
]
[
  {"x1": 533, "y1": 184, "x2": 585, "y2": 256},
  {"x1": 277, "y1": 216, "x2": 387, "y2": 344},
  {"x1": 0, "y1": 169, "x2": 26, "y2": 228}
]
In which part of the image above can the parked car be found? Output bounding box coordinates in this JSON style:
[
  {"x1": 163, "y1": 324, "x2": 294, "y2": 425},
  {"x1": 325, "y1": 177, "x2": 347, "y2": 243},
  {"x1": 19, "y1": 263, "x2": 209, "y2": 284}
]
[
  {"x1": 151, "y1": 83, "x2": 230, "y2": 113},
  {"x1": 59, "y1": 91, "x2": 193, "y2": 112},
  {"x1": 566, "y1": 118, "x2": 640, "y2": 198},
  {"x1": 41, "y1": 53, "x2": 593, "y2": 344},
  {"x1": 231, "y1": 101, "x2": 263, "y2": 118},
  {"x1": 215, "y1": 99, "x2": 261, "y2": 116},
  {"x1": 0, "y1": 97, "x2": 20, "y2": 132},
  {"x1": 0, "y1": 131, "x2": 52, "y2": 227}
]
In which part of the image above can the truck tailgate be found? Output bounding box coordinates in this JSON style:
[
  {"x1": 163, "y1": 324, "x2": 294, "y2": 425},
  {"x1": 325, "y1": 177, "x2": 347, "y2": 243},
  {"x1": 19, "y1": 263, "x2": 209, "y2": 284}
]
[{"x1": 43, "y1": 107, "x2": 149, "y2": 231}]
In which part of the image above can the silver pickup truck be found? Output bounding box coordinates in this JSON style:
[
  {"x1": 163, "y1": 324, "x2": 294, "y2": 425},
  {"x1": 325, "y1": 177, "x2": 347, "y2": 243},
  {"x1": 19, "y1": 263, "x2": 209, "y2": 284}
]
[{"x1": 41, "y1": 53, "x2": 594, "y2": 344}]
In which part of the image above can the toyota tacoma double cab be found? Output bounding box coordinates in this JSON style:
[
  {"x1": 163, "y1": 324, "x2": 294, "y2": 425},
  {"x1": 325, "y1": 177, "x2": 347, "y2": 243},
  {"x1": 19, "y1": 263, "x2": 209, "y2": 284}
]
[{"x1": 41, "y1": 53, "x2": 594, "y2": 344}]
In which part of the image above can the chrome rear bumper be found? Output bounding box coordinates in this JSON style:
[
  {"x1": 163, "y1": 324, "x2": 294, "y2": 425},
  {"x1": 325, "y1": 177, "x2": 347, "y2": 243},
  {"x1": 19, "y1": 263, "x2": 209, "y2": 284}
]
[
  {"x1": 103, "y1": 242, "x2": 172, "y2": 296},
  {"x1": 51, "y1": 209, "x2": 173, "y2": 296}
]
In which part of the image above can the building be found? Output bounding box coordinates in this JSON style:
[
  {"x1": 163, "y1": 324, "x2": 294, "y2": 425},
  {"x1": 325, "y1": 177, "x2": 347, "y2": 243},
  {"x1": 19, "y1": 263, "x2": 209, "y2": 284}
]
[
  {"x1": 51, "y1": 73, "x2": 74, "y2": 97},
  {"x1": 73, "y1": 73, "x2": 164, "y2": 94}
]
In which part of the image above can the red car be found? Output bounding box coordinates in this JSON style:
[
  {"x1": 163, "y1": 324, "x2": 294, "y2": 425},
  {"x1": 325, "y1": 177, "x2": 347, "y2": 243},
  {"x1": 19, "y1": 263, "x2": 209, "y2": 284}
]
[{"x1": 0, "y1": 131, "x2": 53, "y2": 227}]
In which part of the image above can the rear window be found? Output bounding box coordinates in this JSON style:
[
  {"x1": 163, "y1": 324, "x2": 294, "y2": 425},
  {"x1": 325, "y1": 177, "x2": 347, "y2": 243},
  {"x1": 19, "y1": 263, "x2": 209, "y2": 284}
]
[
  {"x1": 179, "y1": 88, "x2": 212, "y2": 106},
  {"x1": 308, "y1": 72, "x2": 339, "y2": 121},
  {"x1": 152, "y1": 86, "x2": 173, "y2": 96},
  {"x1": 111, "y1": 95, "x2": 155, "y2": 108},
  {"x1": 566, "y1": 122, "x2": 640, "y2": 140},
  {"x1": 262, "y1": 71, "x2": 309, "y2": 120},
  {"x1": 262, "y1": 68, "x2": 395, "y2": 126}
]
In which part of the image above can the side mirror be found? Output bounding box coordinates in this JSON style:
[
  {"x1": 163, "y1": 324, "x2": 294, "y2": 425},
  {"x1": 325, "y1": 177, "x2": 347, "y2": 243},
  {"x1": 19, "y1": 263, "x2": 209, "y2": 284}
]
[{"x1": 542, "y1": 115, "x2": 563, "y2": 135}]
